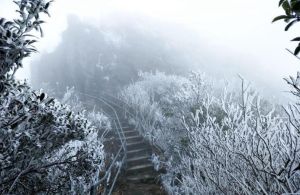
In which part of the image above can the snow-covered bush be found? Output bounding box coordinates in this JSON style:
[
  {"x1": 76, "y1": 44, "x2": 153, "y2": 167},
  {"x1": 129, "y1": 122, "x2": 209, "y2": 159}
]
[
  {"x1": 60, "y1": 86, "x2": 111, "y2": 137},
  {"x1": 0, "y1": 1, "x2": 108, "y2": 193},
  {"x1": 120, "y1": 72, "x2": 192, "y2": 151},
  {"x1": 121, "y1": 72, "x2": 213, "y2": 154},
  {"x1": 178, "y1": 84, "x2": 300, "y2": 194},
  {"x1": 0, "y1": 78, "x2": 106, "y2": 194},
  {"x1": 0, "y1": 0, "x2": 52, "y2": 77},
  {"x1": 121, "y1": 71, "x2": 300, "y2": 194}
]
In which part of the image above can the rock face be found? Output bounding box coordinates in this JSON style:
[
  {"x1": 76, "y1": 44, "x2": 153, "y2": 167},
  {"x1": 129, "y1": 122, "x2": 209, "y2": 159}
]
[{"x1": 113, "y1": 121, "x2": 166, "y2": 195}]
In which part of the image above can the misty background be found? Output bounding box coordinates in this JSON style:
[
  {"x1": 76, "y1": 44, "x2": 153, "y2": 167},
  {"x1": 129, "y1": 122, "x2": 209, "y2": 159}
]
[{"x1": 1, "y1": 0, "x2": 300, "y2": 102}]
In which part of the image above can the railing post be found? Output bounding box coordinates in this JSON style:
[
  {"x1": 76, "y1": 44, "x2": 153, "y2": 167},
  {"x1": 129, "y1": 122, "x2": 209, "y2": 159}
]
[{"x1": 77, "y1": 91, "x2": 132, "y2": 195}]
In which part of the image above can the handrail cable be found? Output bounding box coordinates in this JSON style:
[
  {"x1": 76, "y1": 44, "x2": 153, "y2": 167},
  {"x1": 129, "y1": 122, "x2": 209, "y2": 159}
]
[{"x1": 77, "y1": 92, "x2": 127, "y2": 195}]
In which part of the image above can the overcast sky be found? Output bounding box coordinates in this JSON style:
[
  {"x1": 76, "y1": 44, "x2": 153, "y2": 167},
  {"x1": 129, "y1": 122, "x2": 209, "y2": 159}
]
[{"x1": 1, "y1": 0, "x2": 300, "y2": 102}]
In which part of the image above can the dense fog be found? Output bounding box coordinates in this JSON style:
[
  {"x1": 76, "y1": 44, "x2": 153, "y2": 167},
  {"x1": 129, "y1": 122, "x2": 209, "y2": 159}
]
[
  {"x1": 1, "y1": 0, "x2": 300, "y2": 194},
  {"x1": 1, "y1": 0, "x2": 300, "y2": 101},
  {"x1": 31, "y1": 15, "x2": 196, "y2": 94}
]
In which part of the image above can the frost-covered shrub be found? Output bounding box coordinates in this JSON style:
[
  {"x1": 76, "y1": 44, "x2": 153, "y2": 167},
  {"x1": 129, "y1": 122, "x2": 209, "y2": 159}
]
[
  {"x1": 0, "y1": 78, "x2": 106, "y2": 194},
  {"x1": 0, "y1": 0, "x2": 52, "y2": 77},
  {"x1": 61, "y1": 86, "x2": 111, "y2": 137},
  {"x1": 121, "y1": 72, "x2": 212, "y2": 153},
  {"x1": 178, "y1": 87, "x2": 300, "y2": 194},
  {"x1": 0, "y1": 1, "x2": 108, "y2": 193},
  {"x1": 120, "y1": 72, "x2": 192, "y2": 151},
  {"x1": 121, "y1": 71, "x2": 300, "y2": 194}
]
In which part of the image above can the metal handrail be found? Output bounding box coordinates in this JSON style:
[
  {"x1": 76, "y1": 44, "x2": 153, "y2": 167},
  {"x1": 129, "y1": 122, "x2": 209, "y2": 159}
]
[
  {"x1": 78, "y1": 90, "x2": 165, "y2": 194},
  {"x1": 77, "y1": 92, "x2": 127, "y2": 195},
  {"x1": 98, "y1": 92, "x2": 166, "y2": 158},
  {"x1": 97, "y1": 91, "x2": 136, "y2": 118},
  {"x1": 104, "y1": 92, "x2": 167, "y2": 156}
]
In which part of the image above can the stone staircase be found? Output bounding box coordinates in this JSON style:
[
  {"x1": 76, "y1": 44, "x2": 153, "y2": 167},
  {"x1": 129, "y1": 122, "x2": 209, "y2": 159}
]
[
  {"x1": 123, "y1": 126, "x2": 157, "y2": 183},
  {"x1": 79, "y1": 94, "x2": 166, "y2": 194},
  {"x1": 113, "y1": 120, "x2": 166, "y2": 195}
]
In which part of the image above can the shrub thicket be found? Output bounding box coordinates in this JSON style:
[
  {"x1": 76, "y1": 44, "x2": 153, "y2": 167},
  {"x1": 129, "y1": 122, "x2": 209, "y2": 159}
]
[
  {"x1": 121, "y1": 71, "x2": 300, "y2": 194},
  {"x1": 0, "y1": 1, "x2": 107, "y2": 193}
]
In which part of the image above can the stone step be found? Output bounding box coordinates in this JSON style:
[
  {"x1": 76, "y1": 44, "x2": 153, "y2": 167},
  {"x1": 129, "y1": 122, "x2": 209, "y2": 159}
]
[
  {"x1": 126, "y1": 173, "x2": 157, "y2": 184},
  {"x1": 118, "y1": 121, "x2": 130, "y2": 125},
  {"x1": 125, "y1": 135, "x2": 143, "y2": 143},
  {"x1": 117, "y1": 135, "x2": 142, "y2": 141},
  {"x1": 123, "y1": 126, "x2": 136, "y2": 132},
  {"x1": 122, "y1": 125, "x2": 135, "y2": 130},
  {"x1": 127, "y1": 141, "x2": 149, "y2": 150},
  {"x1": 127, "y1": 156, "x2": 151, "y2": 167},
  {"x1": 127, "y1": 148, "x2": 151, "y2": 159},
  {"x1": 121, "y1": 126, "x2": 131, "y2": 129},
  {"x1": 123, "y1": 131, "x2": 139, "y2": 137},
  {"x1": 126, "y1": 163, "x2": 154, "y2": 176}
]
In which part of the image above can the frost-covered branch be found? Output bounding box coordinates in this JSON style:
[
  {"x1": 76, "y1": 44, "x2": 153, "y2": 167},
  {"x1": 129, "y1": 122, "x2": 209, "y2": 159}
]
[{"x1": 121, "y1": 71, "x2": 300, "y2": 194}]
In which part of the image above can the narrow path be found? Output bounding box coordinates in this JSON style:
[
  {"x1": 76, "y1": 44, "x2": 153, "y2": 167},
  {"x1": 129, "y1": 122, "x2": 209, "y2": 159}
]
[
  {"x1": 112, "y1": 120, "x2": 166, "y2": 195},
  {"x1": 78, "y1": 92, "x2": 166, "y2": 194}
]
